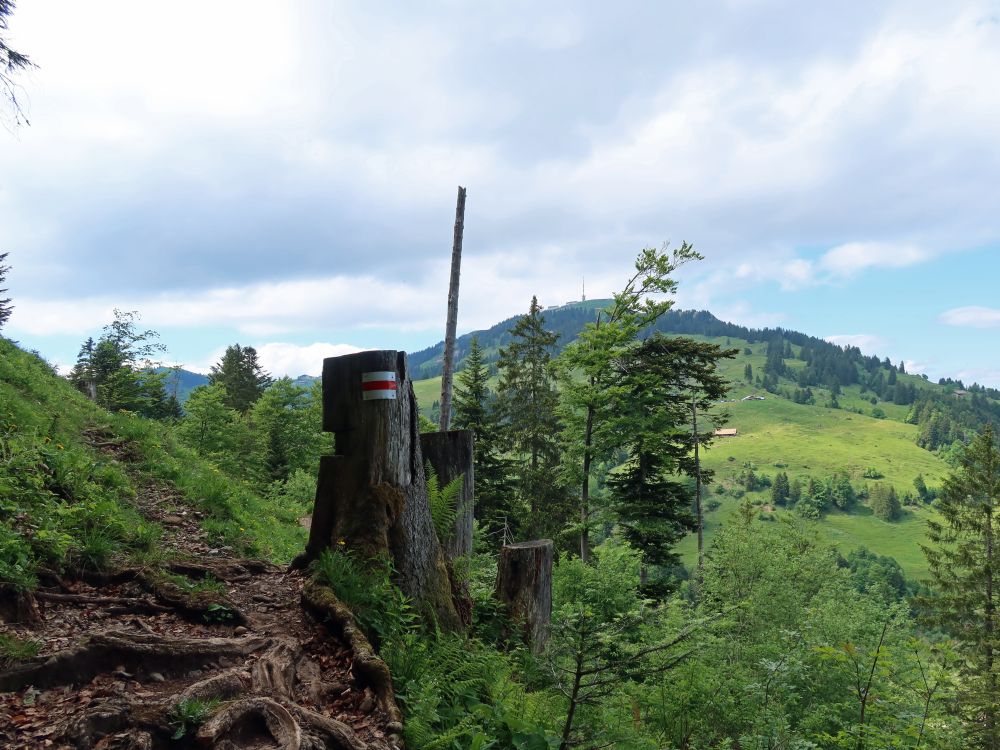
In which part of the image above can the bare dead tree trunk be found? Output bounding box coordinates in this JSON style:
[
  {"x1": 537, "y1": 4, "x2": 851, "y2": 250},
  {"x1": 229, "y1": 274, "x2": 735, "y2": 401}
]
[
  {"x1": 439, "y1": 185, "x2": 467, "y2": 432},
  {"x1": 496, "y1": 540, "x2": 553, "y2": 654},
  {"x1": 420, "y1": 429, "x2": 475, "y2": 559},
  {"x1": 692, "y1": 398, "x2": 704, "y2": 572},
  {"x1": 302, "y1": 350, "x2": 461, "y2": 630}
]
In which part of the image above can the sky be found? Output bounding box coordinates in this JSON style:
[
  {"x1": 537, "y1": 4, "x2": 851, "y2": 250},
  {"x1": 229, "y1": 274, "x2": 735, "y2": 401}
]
[{"x1": 1, "y1": 1, "x2": 999, "y2": 385}]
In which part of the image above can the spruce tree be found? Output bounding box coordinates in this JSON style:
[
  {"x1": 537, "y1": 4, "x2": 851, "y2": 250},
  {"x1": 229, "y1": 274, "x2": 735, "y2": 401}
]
[
  {"x1": 209, "y1": 344, "x2": 273, "y2": 413},
  {"x1": 453, "y1": 337, "x2": 513, "y2": 538},
  {"x1": 607, "y1": 334, "x2": 734, "y2": 574},
  {"x1": 744, "y1": 362, "x2": 753, "y2": 382},
  {"x1": 497, "y1": 296, "x2": 564, "y2": 539},
  {"x1": 771, "y1": 471, "x2": 790, "y2": 505},
  {"x1": 921, "y1": 426, "x2": 1000, "y2": 748},
  {"x1": 70, "y1": 337, "x2": 97, "y2": 399},
  {"x1": 869, "y1": 483, "x2": 901, "y2": 521}
]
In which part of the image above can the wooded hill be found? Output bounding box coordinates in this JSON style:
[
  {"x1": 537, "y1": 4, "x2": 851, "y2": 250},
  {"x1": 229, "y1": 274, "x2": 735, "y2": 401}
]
[{"x1": 411, "y1": 303, "x2": 1000, "y2": 580}]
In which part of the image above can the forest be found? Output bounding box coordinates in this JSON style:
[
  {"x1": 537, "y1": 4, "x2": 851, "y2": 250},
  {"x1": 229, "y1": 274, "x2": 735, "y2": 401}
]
[{"x1": 2, "y1": 247, "x2": 1000, "y2": 749}]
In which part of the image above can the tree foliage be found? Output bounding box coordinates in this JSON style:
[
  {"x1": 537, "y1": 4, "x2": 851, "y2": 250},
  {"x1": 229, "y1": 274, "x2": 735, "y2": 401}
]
[
  {"x1": 557, "y1": 244, "x2": 701, "y2": 559},
  {"x1": 208, "y1": 343, "x2": 272, "y2": 414},
  {"x1": 496, "y1": 296, "x2": 565, "y2": 539},
  {"x1": 0, "y1": 1, "x2": 34, "y2": 128},
  {"x1": 70, "y1": 310, "x2": 174, "y2": 418},
  {"x1": 607, "y1": 335, "x2": 734, "y2": 572},
  {"x1": 921, "y1": 425, "x2": 1000, "y2": 748},
  {"x1": 452, "y1": 337, "x2": 513, "y2": 540}
]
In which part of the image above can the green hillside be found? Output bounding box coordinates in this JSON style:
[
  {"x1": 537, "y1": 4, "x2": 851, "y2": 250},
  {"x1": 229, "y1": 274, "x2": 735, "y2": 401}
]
[
  {"x1": 0, "y1": 338, "x2": 307, "y2": 591},
  {"x1": 413, "y1": 326, "x2": 982, "y2": 580}
]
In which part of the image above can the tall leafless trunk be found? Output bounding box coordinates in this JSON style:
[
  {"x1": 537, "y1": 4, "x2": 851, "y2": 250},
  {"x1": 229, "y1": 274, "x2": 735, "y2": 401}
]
[
  {"x1": 692, "y1": 398, "x2": 704, "y2": 572},
  {"x1": 439, "y1": 186, "x2": 467, "y2": 432}
]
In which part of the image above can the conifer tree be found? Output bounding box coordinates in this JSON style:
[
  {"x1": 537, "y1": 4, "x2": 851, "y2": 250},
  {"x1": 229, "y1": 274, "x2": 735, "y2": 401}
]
[
  {"x1": 453, "y1": 337, "x2": 513, "y2": 537},
  {"x1": 744, "y1": 362, "x2": 753, "y2": 382},
  {"x1": 209, "y1": 344, "x2": 273, "y2": 413},
  {"x1": 70, "y1": 337, "x2": 97, "y2": 399},
  {"x1": 496, "y1": 296, "x2": 564, "y2": 538},
  {"x1": 771, "y1": 471, "x2": 790, "y2": 505},
  {"x1": 607, "y1": 335, "x2": 733, "y2": 571},
  {"x1": 922, "y1": 426, "x2": 1000, "y2": 748},
  {"x1": 869, "y1": 483, "x2": 901, "y2": 521}
]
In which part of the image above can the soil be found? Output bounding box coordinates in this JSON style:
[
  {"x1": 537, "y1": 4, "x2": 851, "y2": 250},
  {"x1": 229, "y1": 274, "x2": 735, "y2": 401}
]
[{"x1": 0, "y1": 435, "x2": 402, "y2": 750}]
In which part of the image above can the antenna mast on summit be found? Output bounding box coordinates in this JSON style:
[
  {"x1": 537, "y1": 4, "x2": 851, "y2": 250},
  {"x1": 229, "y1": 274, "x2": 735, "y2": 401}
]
[{"x1": 582, "y1": 276, "x2": 586, "y2": 302}]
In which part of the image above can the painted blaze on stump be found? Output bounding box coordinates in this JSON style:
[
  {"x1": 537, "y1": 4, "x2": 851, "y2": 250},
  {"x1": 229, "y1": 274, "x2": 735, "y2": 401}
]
[
  {"x1": 496, "y1": 540, "x2": 553, "y2": 654},
  {"x1": 303, "y1": 350, "x2": 460, "y2": 630}
]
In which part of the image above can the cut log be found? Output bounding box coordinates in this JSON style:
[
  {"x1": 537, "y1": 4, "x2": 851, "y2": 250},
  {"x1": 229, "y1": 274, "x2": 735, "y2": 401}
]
[
  {"x1": 304, "y1": 349, "x2": 460, "y2": 630},
  {"x1": 420, "y1": 429, "x2": 474, "y2": 559},
  {"x1": 496, "y1": 540, "x2": 554, "y2": 654}
]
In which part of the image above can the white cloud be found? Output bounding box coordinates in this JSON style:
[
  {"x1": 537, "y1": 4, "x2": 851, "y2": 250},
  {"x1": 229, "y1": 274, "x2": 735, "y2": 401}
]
[
  {"x1": 825, "y1": 334, "x2": 888, "y2": 354},
  {"x1": 940, "y1": 306, "x2": 1000, "y2": 328},
  {"x1": 819, "y1": 243, "x2": 931, "y2": 276},
  {"x1": 255, "y1": 343, "x2": 364, "y2": 378},
  {"x1": 6, "y1": 249, "x2": 614, "y2": 343},
  {"x1": 903, "y1": 359, "x2": 929, "y2": 375}
]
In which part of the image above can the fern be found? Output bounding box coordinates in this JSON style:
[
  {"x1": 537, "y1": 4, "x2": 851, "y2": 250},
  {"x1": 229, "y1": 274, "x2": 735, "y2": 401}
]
[{"x1": 426, "y1": 464, "x2": 465, "y2": 544}]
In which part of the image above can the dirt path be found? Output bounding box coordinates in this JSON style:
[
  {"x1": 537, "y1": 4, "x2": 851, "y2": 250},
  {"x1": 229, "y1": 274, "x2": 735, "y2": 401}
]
[{"x1": 1, "y1": 440, "x2": 402, "y2": 749}]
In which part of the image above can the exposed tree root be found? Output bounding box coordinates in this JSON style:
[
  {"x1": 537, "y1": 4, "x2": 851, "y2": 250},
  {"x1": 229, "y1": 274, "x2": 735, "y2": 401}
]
[
  {"x1": 34, "y1": 590, "x2": 171, "y2": 614},
  {"x1": 301, "y1": 581, "x2": 405, "y2": 741},
  {"x1": 0, "y1": 630, "x2": 268, "y2": 692},
  {"x1": 196, "y1": 696, "x2": 302, "y2": 749}
]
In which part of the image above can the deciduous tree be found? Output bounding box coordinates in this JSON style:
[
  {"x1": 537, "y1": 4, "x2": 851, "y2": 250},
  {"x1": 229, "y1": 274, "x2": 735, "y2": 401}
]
[{"x1": 556, "y1": 244, "x2": 700, "y2": 561}]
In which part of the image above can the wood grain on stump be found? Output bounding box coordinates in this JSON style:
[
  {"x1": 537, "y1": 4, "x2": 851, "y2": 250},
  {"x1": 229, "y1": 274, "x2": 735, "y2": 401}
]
[
  {"x1": 420, "y1": 429, "x2": 474, "y2": 559},
  {"x1": 496, "y1": 540, "x2": 554, "y2": 654},
  {"x1": 304, "y1": 350, "x2": 460, "y2": 630}
]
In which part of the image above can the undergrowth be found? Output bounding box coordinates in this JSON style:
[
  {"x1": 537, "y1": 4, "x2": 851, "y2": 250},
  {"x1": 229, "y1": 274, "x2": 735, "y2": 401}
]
[
  {"x1": 311, "y1": 546, "x2": 558, "y2": 749},
  {"x1": 0, "y1": 338, "x2": 308, "y2": 592},
  {"x1": 0, "y1": 633, "x2": 41, "y2": 666},
  {"x1": 169, "y1": 697, "x2": 220, "y2": 739}
]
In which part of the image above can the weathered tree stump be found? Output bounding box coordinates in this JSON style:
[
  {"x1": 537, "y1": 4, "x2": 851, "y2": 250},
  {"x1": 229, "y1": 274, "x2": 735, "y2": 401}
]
[
  {"x1": 303, "y1": 350, "x2": 460, "y2": 630},
  {"x1": 496, "y1": 540, "x2": 553, "y2": 654},
  {"x1": 420, "y1": 429, "x2": 474, "y2": 559}
]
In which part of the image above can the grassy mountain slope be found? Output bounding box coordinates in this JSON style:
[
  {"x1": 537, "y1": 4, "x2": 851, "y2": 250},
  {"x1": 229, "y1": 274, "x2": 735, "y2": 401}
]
[
  {"x1": 412, "y1": 320, "x2": 979, "y2": 580},
  {"x1": 0, "y1": 338, "x2": 307, "y2": 591}
]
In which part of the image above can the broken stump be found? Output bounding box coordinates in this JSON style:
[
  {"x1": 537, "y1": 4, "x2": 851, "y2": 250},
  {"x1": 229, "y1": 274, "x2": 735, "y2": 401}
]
[
  {"x1": 496, "y1": 540, "x2": 553, "y2": 654},
  {"x1": 302, "y1": 350, "x2": 460, "y2": 630},
  {"x1": 420, "y1": 429, "x2": 474, "y2": 559}
]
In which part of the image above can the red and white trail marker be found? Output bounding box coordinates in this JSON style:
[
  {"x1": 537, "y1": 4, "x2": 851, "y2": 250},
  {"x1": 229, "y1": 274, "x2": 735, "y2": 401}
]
[{"x1": 362, "y1": 371, "x2": 397, "y2": 401}]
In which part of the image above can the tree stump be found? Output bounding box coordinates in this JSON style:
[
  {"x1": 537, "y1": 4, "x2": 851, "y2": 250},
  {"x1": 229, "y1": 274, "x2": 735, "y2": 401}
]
[
  {"x1": 420, "y1": 430, "x2": 474, "y2": 559},
  {"x1": 496, "y1": 540, "x2": 553, "y2": 654},
  {"x1": 303, "y1": 350, "x2": 460, "y2": 630}
]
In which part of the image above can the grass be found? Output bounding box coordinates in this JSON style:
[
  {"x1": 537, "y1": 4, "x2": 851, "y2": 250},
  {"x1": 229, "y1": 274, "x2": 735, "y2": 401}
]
[
  {"x1": 411, "y1": 333, "x2": 958, "y2": 583},
  {"x1": 0, "y1": 337, "x2": 308, "y2": 592},
  {"x1": 0, "y1": 633, "x2": 41, "y2": 666}
]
